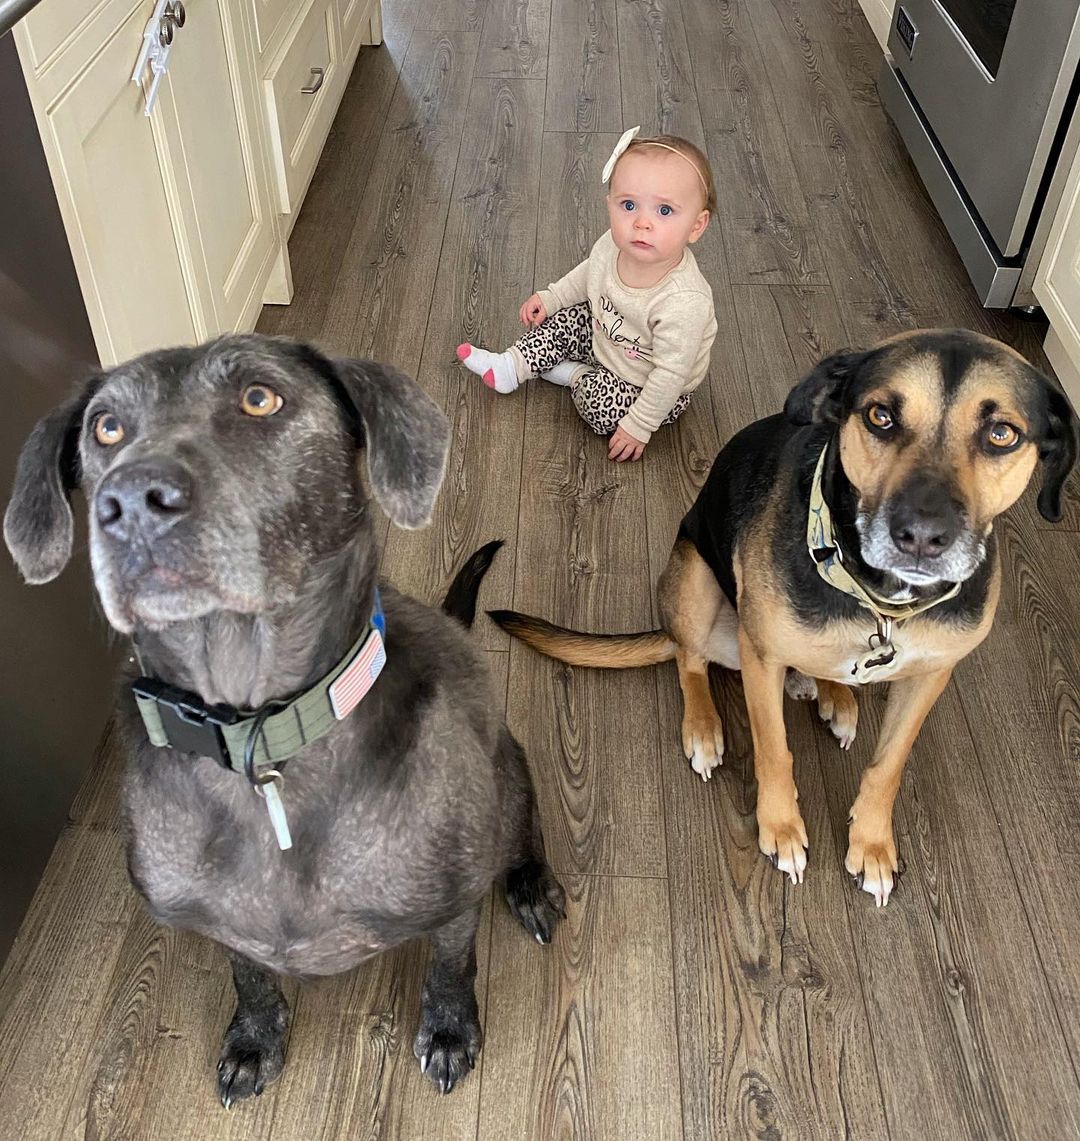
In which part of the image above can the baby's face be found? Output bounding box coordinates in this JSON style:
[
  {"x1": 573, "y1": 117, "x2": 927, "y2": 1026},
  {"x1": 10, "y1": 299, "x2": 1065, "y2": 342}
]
[{"x1": 606, "y1": 149, "x2": 709, "y2": 270}]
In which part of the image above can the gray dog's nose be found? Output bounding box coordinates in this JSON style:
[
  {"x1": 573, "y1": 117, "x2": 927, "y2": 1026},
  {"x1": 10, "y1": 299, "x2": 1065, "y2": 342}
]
[{"x1": 96, "y1": 459, "x2": 194, "y2": 541}]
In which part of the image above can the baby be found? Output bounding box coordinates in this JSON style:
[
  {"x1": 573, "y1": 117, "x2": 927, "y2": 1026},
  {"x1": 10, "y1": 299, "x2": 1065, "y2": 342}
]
[{"x1": 457, "y1": 127, "x2": 718, "y2": 461}]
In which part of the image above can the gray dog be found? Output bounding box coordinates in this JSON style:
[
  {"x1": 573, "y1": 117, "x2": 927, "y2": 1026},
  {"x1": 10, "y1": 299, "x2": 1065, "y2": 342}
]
[{"x1": 4, "y1": 334, "x2": 564, "y2": 1104}]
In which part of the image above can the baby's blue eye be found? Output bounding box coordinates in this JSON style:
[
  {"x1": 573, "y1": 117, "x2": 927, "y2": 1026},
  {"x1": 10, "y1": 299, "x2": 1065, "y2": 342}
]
[
  {"x1": 659, "y1": 204, "x2": 673, "y2": 216},
  {"x1": 621, "y1": 200, "x2": 636, "y2": 212}
]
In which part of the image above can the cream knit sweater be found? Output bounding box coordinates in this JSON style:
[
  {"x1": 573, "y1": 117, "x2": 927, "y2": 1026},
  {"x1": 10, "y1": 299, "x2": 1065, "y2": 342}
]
[{"x1": 536, "y1": 230, "x2": 717, "y2": 442}]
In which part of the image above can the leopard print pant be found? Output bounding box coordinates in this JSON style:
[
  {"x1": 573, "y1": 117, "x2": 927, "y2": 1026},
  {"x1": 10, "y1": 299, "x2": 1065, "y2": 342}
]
[{"x1": 513, "y1": 302, "x2": 691, "y2": 435}]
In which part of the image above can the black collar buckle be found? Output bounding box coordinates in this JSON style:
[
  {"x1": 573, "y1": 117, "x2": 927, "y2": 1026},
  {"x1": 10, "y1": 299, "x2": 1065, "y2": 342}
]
[{"x1": 132, "y1": 677, "x2": 240, "y2": 770}]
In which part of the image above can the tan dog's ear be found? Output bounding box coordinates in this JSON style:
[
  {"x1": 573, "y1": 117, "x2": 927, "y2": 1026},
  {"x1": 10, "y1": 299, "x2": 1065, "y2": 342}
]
[
  {"x1": 328, "y1": 358, "x2": 450, "y2": 530},
  {"x1": 1034, "y1": 377, "x2": 1078, "y2": 523},
  {"x1": 4, "y1": 376, "x2": 101, "y2": 583},
  {"x1": 783, "y1": 348, "x2": 876, "y2": 425}
]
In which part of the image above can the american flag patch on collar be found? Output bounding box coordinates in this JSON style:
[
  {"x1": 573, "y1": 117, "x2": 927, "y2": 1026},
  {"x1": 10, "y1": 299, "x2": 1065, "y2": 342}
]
[{"x1": 328, "y1": 626, "x2": 387, "y2": 720}]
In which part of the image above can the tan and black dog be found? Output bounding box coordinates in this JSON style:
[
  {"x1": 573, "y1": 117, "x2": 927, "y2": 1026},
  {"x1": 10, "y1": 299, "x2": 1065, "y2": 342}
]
[{"x1": 491, "y1": 329, "x2": 1078, "y2": 906}]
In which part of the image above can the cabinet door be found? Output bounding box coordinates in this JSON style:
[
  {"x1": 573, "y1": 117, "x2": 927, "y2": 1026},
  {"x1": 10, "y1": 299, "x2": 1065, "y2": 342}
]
[
  {"x1": 1035, "y1": 145, "x2": 1080, "y2": 407},
  {"x1": 38, "y1": 4, "x2": 199, "y2": 365},
  {"x1": 154, "y1": 0, "x2": 279, "y2": 336}
]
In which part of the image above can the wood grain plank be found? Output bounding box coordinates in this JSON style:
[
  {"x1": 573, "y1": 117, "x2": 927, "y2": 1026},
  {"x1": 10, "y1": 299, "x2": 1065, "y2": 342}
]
[
  {"x1": 815, "y1": 679, "x2": 1080, "y2": 1136},
  {"x1": 731, "y1": 283, "x2": 849, "y2": 419},
  {"x1": 414, "y1": 0, "x2": 488, "y2": 32},
  {"x1": 475, "y1": 0, "x2": 550, "y2": 78},
  {"x1": 545, "y1": 0, "x2": 621, "y2": 132},
  {"x1": 316, "y1": 30, "x2": 480, "y2": 376},
  {"x1": 656, "y1": 666, "x2": 892, "y2": 1138},
  {"x1": 478, "y1": 874, "x2": 682, "y2": 1139},
  {"x1": 0, "y1": 827, "x2": 139, "y2": 1137},
  {"x1": 763, "y1": 0, "x2": 876, "y2": 45},
  {"x1": 378, "y1": 77, "x2": 545, "y2": 650},
  {"x1": 257, "y1": 45, "x2": 401, "y2": 340},
  {"x1": 700, "y1": 81, "x2": 827, "y2": 286},
  {"x1": 617, "y1": 0, "x2": 705, "y2": 145},
  {"x1": 504, "y1": 131, "x2": 667, "y2": 877},
  {"x1": 950, "y1": 515, "x2": 1080, "y2": 1075}
]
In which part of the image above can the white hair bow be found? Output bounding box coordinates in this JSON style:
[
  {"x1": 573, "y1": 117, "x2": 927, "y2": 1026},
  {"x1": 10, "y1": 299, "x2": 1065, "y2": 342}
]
[{"x1": 601, "y1": 126, "x2": 641, "y2": 184}]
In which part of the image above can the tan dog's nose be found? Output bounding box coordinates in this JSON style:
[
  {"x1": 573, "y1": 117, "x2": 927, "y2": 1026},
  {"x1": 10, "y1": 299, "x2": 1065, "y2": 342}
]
[{"x1": 888, "y1": 475, "x2": 961, "y2": 560}]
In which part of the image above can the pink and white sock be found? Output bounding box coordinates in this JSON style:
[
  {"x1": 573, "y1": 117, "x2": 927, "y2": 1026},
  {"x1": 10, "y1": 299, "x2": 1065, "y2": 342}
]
[{"x1": 456, "y1": 343, "x2": 521, "y2": 394}]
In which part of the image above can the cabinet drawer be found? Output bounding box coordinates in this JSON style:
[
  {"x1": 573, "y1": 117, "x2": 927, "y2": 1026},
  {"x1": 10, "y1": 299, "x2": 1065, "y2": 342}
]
[
  {"x1": 339, "y1": 0, "x2": 379, "y2": 63},
  {"x1": 251, "y1": 0, "x2": 294, "y2": 56},
  {"x1": 264, "y1": 0, "x2": 339, "y2": 214}
]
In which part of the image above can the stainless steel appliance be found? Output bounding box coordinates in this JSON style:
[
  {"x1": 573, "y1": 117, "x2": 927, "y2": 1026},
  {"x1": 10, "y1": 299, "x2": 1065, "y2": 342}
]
[{"x1": 879, "y1": 0, "x2": 1080, "y2": 307}]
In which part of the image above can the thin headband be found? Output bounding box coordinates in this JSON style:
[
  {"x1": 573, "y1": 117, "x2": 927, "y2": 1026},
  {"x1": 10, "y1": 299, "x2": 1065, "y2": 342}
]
[{"x1": 601, "y1": 126, "x2": 709, "y2": 195}]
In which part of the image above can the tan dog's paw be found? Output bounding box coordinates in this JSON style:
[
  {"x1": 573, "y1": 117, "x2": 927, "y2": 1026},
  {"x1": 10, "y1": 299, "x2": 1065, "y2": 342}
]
[
  {"x1": 757, "y1": 796, "x2": 809, "y2": 884},
  {"x1": 845, "y1": 817, "x2": 898, "y2": 907},
  {"x1": 816, "y1": 682, "x2": 858, "y2": 750},
  {"x1": 681, "y1": 710, "x2": 724, "y2": 781}
]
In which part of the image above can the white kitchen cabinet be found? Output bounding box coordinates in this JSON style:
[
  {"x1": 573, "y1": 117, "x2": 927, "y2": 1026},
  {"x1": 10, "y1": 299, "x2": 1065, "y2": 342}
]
[
  {"x1": 12, "y1": 0, "x2": 381, "y2": 367},
  {"x1": 1035, "y1": 141, "x2": 1080, "y2": 411},
  {"x1": 31, "y1": 3, "x2": 200, "y2": 363}
]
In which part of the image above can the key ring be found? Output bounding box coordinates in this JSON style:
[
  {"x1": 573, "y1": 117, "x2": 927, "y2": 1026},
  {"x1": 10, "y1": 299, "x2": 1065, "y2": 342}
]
[{"x1": 243, "y1": 700, "x2": 288, "y2": 788}]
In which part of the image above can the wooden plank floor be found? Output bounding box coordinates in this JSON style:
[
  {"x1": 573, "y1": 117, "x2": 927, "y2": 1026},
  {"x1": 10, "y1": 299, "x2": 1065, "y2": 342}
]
[{"x1": 3, "y1": 0, "x2": 1080, "y2": 1136}]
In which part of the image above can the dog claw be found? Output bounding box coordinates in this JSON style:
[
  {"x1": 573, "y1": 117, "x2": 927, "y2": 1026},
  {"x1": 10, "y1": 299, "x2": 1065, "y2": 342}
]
[{"x1": 420, "y1": 1052, "x2": 430, "y2": 1074}]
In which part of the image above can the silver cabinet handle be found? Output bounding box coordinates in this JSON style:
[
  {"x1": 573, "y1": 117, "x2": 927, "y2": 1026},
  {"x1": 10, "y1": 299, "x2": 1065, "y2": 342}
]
[
  {"x1": 164, "y1": 1, "x2": 186, "y2": 27},
  {"x1": 301, "y1": 67, "x2": 325, "y2": 94}
]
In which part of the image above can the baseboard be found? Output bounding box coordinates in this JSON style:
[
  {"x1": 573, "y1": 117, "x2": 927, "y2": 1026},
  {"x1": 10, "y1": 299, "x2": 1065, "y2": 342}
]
[{"x1": 858, "y1": 0, "x2": 893, "y2": 49}]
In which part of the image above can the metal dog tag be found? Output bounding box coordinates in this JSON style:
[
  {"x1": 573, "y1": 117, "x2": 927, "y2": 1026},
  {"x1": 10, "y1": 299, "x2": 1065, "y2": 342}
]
[
  {"x1": 851, "y1": 640, "x2": 901, "y2": 685},
  {"x1": 256, "y1": 774, "x2": 293, "y2": 851}
]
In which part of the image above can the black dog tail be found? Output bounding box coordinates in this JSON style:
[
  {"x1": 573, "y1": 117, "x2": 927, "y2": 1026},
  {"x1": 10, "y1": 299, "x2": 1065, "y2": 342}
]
[{"x1": 442, "y1": 540, "x2": 504, "y2": 628}]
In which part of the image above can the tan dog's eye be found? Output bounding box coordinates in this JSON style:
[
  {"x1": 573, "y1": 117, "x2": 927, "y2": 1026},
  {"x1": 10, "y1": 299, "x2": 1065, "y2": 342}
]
[
  {"x1": 865, "y1": 404, "x2": 894, "y2": 432},
  {"x1": 987, "y1": 422, "x2": 1021, "y2": 450},
  {"x1": 94, "y1": 413, "x2": 125, "y2": 446},
  {"x1": 241, "y1": 384, "x2": 283, "y2": 417}
]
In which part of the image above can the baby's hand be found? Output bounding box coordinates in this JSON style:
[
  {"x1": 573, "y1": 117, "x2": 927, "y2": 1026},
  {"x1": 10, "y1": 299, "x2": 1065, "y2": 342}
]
[
  {"x1": 608, "y1": 425, "x2": 646, "y2": 463},
  {"x1": 519, "y1": 294, "x2": 547, "y2": 326}
]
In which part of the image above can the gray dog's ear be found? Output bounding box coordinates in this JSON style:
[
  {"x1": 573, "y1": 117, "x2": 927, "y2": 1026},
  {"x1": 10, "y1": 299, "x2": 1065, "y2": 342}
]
[
  {"x1": 1034, "y1": 377, "x2": 1078, "y2": 523},
  {"x1": 4, "y1": 379, "x2": 100, "y2": 583},
  {"x1": 329, "y1": 358, "x2": 450, "y2": 529},
  {"x1": 784, "y1": 348, "x2": 875, "y2": 425}
]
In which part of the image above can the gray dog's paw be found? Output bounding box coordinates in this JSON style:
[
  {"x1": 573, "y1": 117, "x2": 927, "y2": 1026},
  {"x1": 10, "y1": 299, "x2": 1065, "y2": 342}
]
[
  {"x1": 505, "y1": 860, "x2": 566, "y2": 945},
  {"x1": 216, "y1": 1018, "x2": 286, "y2": 1109},
  {"x1": 414, "y1": 1005, "x2": 482, "y2": 1094}
]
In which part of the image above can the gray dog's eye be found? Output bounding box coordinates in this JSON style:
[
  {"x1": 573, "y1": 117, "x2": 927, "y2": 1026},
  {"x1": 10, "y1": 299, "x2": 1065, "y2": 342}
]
[
  {"x1": 240, "y1": 384, "x2": 284, "y2": 418},
  {"x1": 93, "y1": 412, "x2": 125, "y2": 447}
]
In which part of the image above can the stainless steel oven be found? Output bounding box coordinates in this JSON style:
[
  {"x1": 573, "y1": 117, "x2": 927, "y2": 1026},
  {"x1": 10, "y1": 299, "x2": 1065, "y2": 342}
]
[{"x1": 879, "y1": 0, "x2": 1080, "y2": 307}]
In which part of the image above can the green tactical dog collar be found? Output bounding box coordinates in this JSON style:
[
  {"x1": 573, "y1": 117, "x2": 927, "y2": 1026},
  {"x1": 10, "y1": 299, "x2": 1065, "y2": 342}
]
[{"x1": 132, "y1": 590, "x2": 387, "y2": 776}]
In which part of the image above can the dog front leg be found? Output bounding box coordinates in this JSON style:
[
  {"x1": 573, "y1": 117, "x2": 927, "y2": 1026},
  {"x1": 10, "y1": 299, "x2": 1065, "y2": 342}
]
[
  {"x1": 217, "y1": 951, "x2": 290, "y2": 1109},
  {"x1": 738, "y1": 626, "x2": 808, "y2": 884},
  {"x1": 847, "y1": 667, "x2": 952, "y2": 907},
  {"x1": 414, "y1": 904, "x2": 482, "y2": 1094}
]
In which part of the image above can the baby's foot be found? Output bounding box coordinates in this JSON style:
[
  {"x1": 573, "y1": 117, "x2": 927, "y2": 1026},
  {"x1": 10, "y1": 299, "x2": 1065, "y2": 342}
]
[{"x1": 456, "y1": 344, "x2": 520, "y2": 394}]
